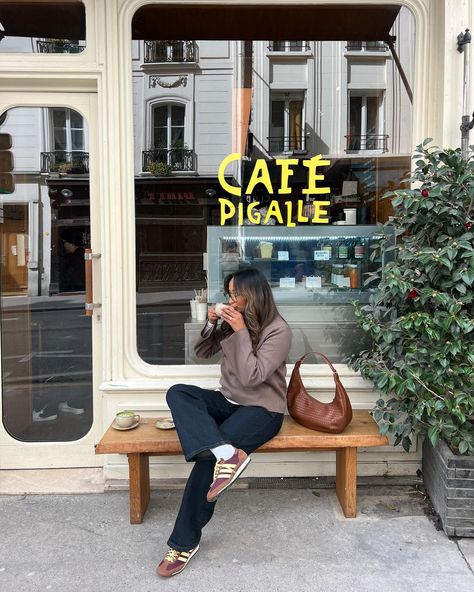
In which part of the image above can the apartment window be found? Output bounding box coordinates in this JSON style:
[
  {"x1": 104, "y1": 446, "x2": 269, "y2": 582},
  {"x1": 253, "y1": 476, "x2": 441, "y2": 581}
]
[
  {"x1": 52, "y1": 108, "x2": 86, "y2": 152},
  {"x1": 40, "y1": 108, "x2": 88, "y2": 174},
  {"x1": 346, "y1": 41, "x2": 387, "y2": 52},
  {"x1": 142, "y1": 103, "x2": 193, "y2": 172},
  {"x1": 269, "y1": 41, "x2": 309, "y2": 52},
  {"x1": 347, "y1": 92, "x2": 387, "y2": 152},
  {"x1": 269, "y1": 92, "x2": 305, "y2": 153},
  {"x1": 153, "y1": 104, "x2": 185, "y2": 149}
]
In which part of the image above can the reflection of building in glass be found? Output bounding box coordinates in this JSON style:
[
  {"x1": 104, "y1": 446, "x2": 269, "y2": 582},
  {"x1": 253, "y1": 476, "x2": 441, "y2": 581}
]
[
  {"x1": 1, "y1": 9, "x2": 414, "y2": 299},
  {"x1": 0, "y1": 104, "x2": 89, "y2": 297}
]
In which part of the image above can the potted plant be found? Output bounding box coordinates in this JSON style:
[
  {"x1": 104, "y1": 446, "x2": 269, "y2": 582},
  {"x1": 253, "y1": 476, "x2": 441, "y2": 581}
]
[
  {"x1": 147, "y1": 160, "x2": 173, "y2": 176},
  {"x1": 56, "y1": 162, "x2": 73, "y2": 175},
  {"x1": 349, "y1": 140, "x2": 474, "y2": 536}
]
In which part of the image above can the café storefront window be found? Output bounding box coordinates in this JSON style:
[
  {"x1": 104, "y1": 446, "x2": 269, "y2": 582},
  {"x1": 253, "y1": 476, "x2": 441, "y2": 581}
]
[{"x1": 132, "y1": 5, "x2": 415, "y2": 366}]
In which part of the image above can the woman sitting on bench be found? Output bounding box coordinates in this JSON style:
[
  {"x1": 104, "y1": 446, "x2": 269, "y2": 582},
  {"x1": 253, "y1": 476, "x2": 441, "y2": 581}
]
[{"x1": 157, "y1": 268, "x2": 292, "y2": 577}]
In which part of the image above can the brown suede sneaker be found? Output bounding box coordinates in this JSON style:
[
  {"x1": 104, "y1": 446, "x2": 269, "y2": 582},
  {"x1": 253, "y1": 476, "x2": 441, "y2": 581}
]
[
  {"x1": 156, "y1": 546, "x2": 199, "y2": 577},
  {"x1": 206, "y1": 448, "x2": 251, "y2": 503}
]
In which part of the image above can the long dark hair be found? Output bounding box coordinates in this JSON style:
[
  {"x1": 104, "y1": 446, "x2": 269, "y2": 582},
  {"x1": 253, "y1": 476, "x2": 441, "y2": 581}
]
[{"x1": 224, "y1": 268, "x2": 280, "y2": 354}]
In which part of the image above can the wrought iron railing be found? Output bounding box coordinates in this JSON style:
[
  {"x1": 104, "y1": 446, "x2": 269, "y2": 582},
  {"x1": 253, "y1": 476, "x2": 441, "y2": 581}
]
[
  {"x1": 41, "y1": 151, "x2": 89, "y2": 174},
  {"x1": 345, "y1": 135, "x2": 389, "y2": 152},
  {"x1": 144, "y1": 41, "x2": 196, "y2": 63},
  {"x1": 36, "y1": 40, "x2": 85, "y2": 54},
  {"x1": 268, "y1": 136, "x2": 307, "y2": 153},
  {"x1": 142, "y1": 149, "x2": 195, "y2": 172},
  {"x1": 268, "y1": 42, "x2": 311, "y2": 52},
  {"x1": 346, "y1": 41, "x2": 387, "y2": 52}
]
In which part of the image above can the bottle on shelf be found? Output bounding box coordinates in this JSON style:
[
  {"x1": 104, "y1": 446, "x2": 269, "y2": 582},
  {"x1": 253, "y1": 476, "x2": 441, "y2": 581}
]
[
  {"x1": 338, "y1": 239, "x2": 348, "y2": 260},
  {"x1": 344, "y1": 263, "x2": 359, "y2": 288},
  {"x1": 322, "y1": 241, "x2": 333, "y2": 260},
  {"x1": 332, "y1": 263, "x2": 344, "y2": 286},
  {"x1": 354, "y1": 239, "x2": 365, "y2": 260}
]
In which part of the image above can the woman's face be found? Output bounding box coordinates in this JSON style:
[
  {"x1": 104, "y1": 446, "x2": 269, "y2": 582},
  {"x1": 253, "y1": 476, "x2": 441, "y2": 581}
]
[{"x1": 227, "y1": 278, "x2": 247, "y2": 313}]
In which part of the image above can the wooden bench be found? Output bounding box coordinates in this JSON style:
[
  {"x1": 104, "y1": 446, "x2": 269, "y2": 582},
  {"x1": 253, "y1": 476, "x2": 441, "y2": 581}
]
[{"x1": 95, "y1": 410, "x2": 388, "y2": 524}]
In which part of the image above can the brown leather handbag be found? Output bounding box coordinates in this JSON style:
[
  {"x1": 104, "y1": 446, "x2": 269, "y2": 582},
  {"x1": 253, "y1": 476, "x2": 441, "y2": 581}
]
[{"x1": 287, "y1": 352, "x2": 353, "y2": 433}]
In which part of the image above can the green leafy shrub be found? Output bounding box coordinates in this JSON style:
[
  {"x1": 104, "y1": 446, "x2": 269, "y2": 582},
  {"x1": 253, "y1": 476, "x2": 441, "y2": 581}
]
[
  {"x1": 349, "y1": 140, "x2": 474, "y2": 455},
  {"x1": 147, "y1": 161, "x2": 173, "y2": 176}
]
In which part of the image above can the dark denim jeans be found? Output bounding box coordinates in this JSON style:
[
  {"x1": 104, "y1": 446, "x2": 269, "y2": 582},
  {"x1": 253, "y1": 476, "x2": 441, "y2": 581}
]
[{"x1": 165, "y1": 383, "x2": 284, "y2": 551}]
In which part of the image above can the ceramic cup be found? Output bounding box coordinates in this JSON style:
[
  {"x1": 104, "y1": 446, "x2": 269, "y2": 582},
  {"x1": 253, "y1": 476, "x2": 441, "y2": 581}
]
[
  {"x1": 190, "y1": 299, "x2": 197, "y2": 318},
  {"x1": 214, "y1": 302, "x2": 230, "y2": 317},
  {"x1": 115, "y1": 410, "x2": 140, "y2": 428},
  {"x1": 196, "y1": 302, "x2": 208, "y2": 322}
]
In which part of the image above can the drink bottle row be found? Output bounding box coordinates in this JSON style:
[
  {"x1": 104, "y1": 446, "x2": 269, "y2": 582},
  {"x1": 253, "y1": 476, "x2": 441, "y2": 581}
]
[{"x1": 311, "y1": 237, "x2": 376, "y2": 261}]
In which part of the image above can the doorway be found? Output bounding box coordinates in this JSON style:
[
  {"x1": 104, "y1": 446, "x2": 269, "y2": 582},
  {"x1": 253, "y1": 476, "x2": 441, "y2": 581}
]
[{"x1": 0, "y1": 93, "x2": 100, "y2": 468}]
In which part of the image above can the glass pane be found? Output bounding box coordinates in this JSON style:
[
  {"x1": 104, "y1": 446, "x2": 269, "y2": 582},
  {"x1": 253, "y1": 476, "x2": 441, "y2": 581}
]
[
  {"x1": 349, "y1": 96, "x2": 362, "y2": 150},
  {"x1": 155, "y1": 105, "x2": 167, "y2": 127},
  {"x1": 70, "y1": 109, "x2": 84, "y2": 129},
  {"x1": 1, "y1": 107, "x2": 93, "y2": 442},
  {"x1": 54, "y1": 128, "x2": 67, "y2": 151},
  {"x1": 71, "y1": 129, "x2": 84, "y2": 151},
  {"x1": 271, "y1": 41, "x2": 285, "y2": 51},
  {"x1": 171, "y1": 106, "x2": 185, "y2": 126},
  {"x1": 366, "y1": 96, "x2": 379, "y2": 135},
  {"x1": 270, "y1": 100, "x2": 285, "y2": 151},
  {"x1": 132, "y1": 9, "x2": 415, "y2": 365},
  {"x1": 171, "y1": 127, "x2": 184, "y2": 147},
  {"x1": 153, "y1": 127, "x2": 167, "y2": 149},
  {"x1": 0, "y1": 2, "x2": 86, "y2": 54},
  {"x1": 52, "y1": 109, "x2": 66, "y2": 128}
]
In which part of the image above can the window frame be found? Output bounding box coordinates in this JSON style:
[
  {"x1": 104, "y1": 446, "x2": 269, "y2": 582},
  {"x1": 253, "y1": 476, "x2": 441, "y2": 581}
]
[
  {"x1": 146, "y1": 98, "x2": 191, "y2": 153},
  {"x1": 347, "y1": 90, "x2": 386, "y2": 153},
  {"x1": 269, "y1": 90, "x2": 306, "y2": 154},
  {"x1": 152, "y1": 103, "x2": 185, "y2": 150},
  {"x1": 50, "y1": 107, "x2": 88, "y2": 152}
]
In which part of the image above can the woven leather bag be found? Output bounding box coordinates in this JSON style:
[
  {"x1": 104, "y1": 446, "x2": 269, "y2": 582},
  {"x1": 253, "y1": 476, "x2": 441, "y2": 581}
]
[{"x1": 287, "y1": 352, "x2": 353, "y2": 433}]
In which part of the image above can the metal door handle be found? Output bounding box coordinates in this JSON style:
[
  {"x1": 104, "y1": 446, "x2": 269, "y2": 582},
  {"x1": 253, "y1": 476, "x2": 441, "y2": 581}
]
[{"x1": 84, "y1": 248, "x2": 101, "y2": 316}]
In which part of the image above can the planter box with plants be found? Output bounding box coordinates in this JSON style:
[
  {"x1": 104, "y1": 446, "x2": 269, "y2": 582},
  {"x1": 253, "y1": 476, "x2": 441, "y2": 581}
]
[
  {"x1": 423, "y1": 437, "x2": 474, "y2": 536},
  {"x1": 349, "y1": 140, "x2": 474, "y2": 536}
]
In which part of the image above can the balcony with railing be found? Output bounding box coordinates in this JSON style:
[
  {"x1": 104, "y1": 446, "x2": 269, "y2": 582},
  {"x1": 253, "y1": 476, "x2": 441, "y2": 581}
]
[
  {"x1": 41, "y1": 151, "x2": 89, "y2": 174},
  {"x1": 345, "y1": 41, "x2": 387, "y2": 52},
  {"x1": 268, "y1": 41, "x2": 311, "y2": 52},
  {"x1": 142, "y1": 149, "x2": 195, "y2": 173},
  {"x1": 36, "y1": 40, "x2": 85, "y2": 54},
  {"x1": 345, "y1": 135, "x2": 388, "y2": 153},
  {"x1": 268, "y1": 136, "x2": 308, "y2": 154},
  {"x1": 144, "y1": 41, "x2": 196, "y2": 63}
]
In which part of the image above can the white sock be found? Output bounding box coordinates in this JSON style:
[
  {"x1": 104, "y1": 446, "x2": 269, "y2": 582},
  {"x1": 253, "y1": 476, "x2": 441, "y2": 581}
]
[{"x1": 210, "y1": 444, "x2": 236, "y2": 461}]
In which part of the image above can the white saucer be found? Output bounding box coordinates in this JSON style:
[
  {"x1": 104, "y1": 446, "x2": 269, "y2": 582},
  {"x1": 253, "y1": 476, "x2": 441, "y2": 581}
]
[
  {"x1": 112, "y1": 419, "x2": 140, "y2": 431},
  {"x1": 155, "y1": 417, "x2": 175, "y2": 430}
]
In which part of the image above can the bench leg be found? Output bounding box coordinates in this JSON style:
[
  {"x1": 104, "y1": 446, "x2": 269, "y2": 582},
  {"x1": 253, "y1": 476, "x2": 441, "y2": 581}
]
[
  {"x1": 335, "y1": 447, "x2": 357, "y2": 518},
  {"x1": 127, "y1": 453, "x2": 150, "y2": 524}
]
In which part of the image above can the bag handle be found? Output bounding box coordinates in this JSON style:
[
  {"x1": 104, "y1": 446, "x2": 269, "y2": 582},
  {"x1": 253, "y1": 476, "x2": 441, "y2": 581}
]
[{"x1": 294, "y1": 351, "x2": 338, "y2": 375}]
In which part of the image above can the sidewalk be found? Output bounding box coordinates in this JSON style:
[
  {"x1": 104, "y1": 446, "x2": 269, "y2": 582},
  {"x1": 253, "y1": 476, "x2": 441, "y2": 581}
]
[{"x1": 1, "y1": 484, "x2": 473, "y2": 592}]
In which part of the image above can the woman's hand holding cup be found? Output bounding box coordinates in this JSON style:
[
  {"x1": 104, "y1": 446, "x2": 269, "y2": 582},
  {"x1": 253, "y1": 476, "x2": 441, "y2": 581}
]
[{"x1": 219, "y1": 305, "x2": 246, "y2": 332}]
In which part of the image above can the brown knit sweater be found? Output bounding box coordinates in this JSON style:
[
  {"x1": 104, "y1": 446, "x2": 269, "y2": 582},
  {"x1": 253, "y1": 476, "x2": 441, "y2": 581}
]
[{"x1": 194, "y1": 315, "x2": 292, "y2": 414}]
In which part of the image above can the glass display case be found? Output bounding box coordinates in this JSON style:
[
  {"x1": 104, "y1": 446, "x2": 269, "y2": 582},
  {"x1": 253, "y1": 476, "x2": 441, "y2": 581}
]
[
  {"x1": 207, "y1": 225, "x2": 393, "y2": 304},
  {"x1": 184, "y1": 225, "x2": 394, "y2": 364}
]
